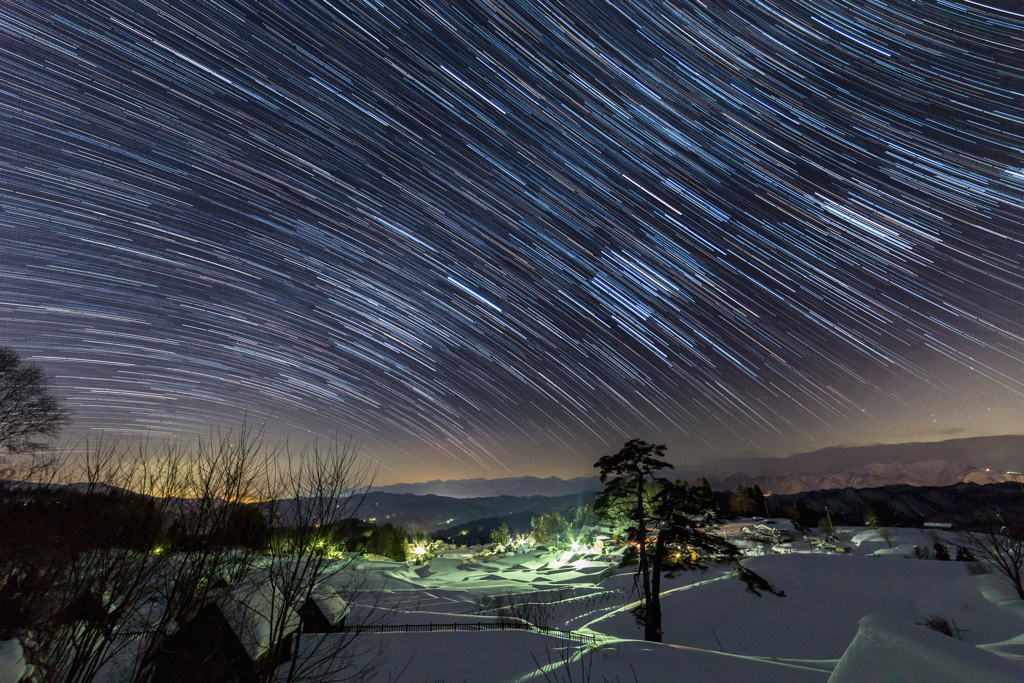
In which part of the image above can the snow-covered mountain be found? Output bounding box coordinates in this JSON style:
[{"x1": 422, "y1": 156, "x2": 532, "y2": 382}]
[
  {"x1": 377, "y1": 435, "x2": 1024, "y2": 498},
  {"x1": 685, "y1": 435, "x2": 1024, "y2": 494}
]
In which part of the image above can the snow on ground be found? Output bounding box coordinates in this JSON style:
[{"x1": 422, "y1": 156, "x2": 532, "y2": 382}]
[
  {"x1": 830, "y1": 615, "x2": 1024, "y2": 683},
  {"x1": 320, "y1": 631, "x2": 835, "y2": 683},
  {"x1": 594, "y1": 554, "x2": 978, "y2": 659},
  {"x1": 0, "y1": 640, "x2": 27, "y2": 683},
  {"x1": 290, "y1": 522, "x2": 1024, "y2": 682}
]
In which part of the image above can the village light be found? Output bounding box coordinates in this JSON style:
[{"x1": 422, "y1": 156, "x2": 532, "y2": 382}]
[{"x1": 412, "y1": 545, "x2": 427, "y2": 555}]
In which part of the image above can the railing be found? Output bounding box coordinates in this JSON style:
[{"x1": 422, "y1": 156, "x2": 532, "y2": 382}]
[{"x1": 339, "y1": 621, "x2": 602, "y2": 645}]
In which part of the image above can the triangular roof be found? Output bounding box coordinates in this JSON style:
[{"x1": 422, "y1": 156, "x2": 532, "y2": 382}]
[
  {"x1": 218, "y1": 580, "x2": 300, "y2": 661},
  {"x1": 305, "y1": 584, "x2": 350, "y2": 627}
]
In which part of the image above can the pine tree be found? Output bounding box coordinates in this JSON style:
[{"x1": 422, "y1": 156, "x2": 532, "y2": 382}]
[
  {"x1": 729, "y1": 485, "x2": 755, "y2": 517},
  {"x1": 595, "y1": 440, "x2": 782, "y2": 643}
]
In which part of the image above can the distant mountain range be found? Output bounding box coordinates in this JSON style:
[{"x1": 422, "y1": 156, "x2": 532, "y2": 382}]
[
  {"x1": 376, "y1": 435, "x2": 1024, "y2": 499},
  {"x1": 373, "y1": 475, "x2": 604, "y2": 498},
  {"x1": 682, "y1": 435, "x2": 1024, "y2": 494}
]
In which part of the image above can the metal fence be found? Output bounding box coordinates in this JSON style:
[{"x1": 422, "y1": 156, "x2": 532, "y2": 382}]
[{"x1": 339, "y1": 621, "x2": 601, "y2": 645}]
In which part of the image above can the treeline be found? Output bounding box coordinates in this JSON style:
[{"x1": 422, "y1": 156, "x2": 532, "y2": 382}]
[{"x1": 432, "y1": 504, "x2": 598, "y2": 546}]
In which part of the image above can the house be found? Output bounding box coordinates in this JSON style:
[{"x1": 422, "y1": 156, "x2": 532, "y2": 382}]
[
  {"x1": 149, "y1": 601, "x2": 253, "y2": 683},
  {"x1": 296, "y1": 584, "x2": 350, "y2": 633},
  {"x1": 148, "y1": 580, "x2": 300, "y2": 683}
]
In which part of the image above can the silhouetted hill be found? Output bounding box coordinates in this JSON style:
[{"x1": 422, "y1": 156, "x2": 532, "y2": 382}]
[
  {"x1": 432, "y1": 511, "x2": 538, "y2": 545},
  {"x1": 764, "y1": 481, "x2": 1024, "y2": 528},
  {"x1": 359, "y1": 490, "x2": 595, "y2": 533}
]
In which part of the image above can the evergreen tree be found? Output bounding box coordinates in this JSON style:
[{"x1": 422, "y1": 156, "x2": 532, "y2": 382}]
[
  {"x1": 594, "y1": 440, "x2": 782, "y2": 643},
  {"x1": 594, "y1": 439, "x2": 669, "y2": 642},
  {"x1": 594, "y1": 480, "x2": 660, "y2": 538},
  {"x1": 531, "y1": 511, "x2": 567, "y2": 546},
  {"x1": 783, "y1": 500, "x2": 818, "y2": 533},
  {"x1": 729, "y1": 485, "x2": 755, "y2": 517},
  {"x1": 490, "y1": 522, "x2": 510, "y2": 545},
  {"x1": 751, "y1": 485, "x2": 767, "y2": 516}
]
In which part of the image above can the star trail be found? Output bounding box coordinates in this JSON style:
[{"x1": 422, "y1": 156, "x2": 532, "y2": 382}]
[{"x1": 2, "y1": 0, "x2": 1023, "y2": 482}]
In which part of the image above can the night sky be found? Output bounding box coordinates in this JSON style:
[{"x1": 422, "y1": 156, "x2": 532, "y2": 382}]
[{"x1": 2, "y1": 0, "x2": 1023, "y2": 484}]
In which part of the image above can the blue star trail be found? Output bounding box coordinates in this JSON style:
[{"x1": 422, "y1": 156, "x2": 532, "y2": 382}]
[{"x1": 1, "y1": 0, "x2": 1022, "y2": 480}]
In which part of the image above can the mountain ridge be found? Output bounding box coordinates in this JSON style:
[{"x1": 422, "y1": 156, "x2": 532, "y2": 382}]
[{"x1": 376, "y1": 435, "x2": 1024, "y2": 497}]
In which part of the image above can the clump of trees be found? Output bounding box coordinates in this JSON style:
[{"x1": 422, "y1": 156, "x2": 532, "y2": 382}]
[
  {"x1": 594, "y1": 439, "x2": 783, "y2": 643},
  {"x1": 530, "y1": 504, "x2": 599, "y2": 549},
  {"x1": 490, "y1": 522, "x2": 511, "y2": 545},
  {"x1": 531, "y1": 511, "x2": 568, "y2": 546},
  {"x1": 728, "y1": 484, "x2": 767, "y2": 518},
  {"x1": 348, "y1": 522, "x2": 410, "y2": 561}
]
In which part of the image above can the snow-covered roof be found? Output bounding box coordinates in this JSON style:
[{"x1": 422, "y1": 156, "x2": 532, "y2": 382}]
[
  {"x1": 307, "y1": 584, "x2": 350, "y2": 626},
  {"x1": 218, "y1": 580, "x2": 300, "y2": 661}
]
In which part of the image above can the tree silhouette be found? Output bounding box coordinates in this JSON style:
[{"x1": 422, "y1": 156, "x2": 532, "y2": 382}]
[
  {"x1": 595, "y1": 439, "x2": 783, "y2": 643},
  {"x1": 0, "y1": 346, "x2": 70, "y2": 459}
]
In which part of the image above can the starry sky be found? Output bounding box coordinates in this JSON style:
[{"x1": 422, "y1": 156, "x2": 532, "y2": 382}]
[{"x1": 2, "y1": 0, "x2": 1023, "y2": 484}]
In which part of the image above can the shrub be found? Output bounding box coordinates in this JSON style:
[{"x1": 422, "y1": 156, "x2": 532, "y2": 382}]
[
  {"x1": 919, "y1": 615, "x2": 959, "y2": 638},
  {"x1": 955, "y1": 545, "x2": 977, "y2": 562}
]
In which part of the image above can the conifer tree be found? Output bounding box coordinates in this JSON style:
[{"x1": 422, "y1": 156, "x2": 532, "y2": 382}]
[{"x1": 595, "y1": 439, "x2": 783, "y2": 643}]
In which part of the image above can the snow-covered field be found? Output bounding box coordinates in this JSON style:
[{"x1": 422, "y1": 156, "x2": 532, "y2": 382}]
[{"x1": 304, "y1": 522, "x2": 1024, "y2": 683}]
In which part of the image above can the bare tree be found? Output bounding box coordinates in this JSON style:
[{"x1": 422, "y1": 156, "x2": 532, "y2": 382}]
[
  {"x1": 2, "y1": 422, "x2": 280, "y2": 683},
  {"x1": 6, "y1": 438, "x2": 170, "y2": 683},
  {"x1": 251, "y1": 435, "x2": 387, "y2": 683},
  {"x1": 3, "y1": 421, "x2": 392, "y2": 683},
  {"x1": 875, "y1": 526, "x2": 895, "y2": 548},
  {"x1": 959, "y1": 514, "x2": 1024, "y2": 600},
  {"x1": 0, "y1": 346, "x2": 70, "y2": 457},
  {"x1": 132, "y1": 422, "x2": 279, "y2": 682}
]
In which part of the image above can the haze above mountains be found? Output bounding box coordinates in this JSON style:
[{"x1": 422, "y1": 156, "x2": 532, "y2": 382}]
[{"x1": 375, "y1": 435, "x2": 1024, "y2": 498}]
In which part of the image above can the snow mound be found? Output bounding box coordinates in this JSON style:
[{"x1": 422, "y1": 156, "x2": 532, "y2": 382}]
[
  {"x1": 828, "y1": 614, "x2": 1024, "y2": 683},
  {"x1": 0, "y1": 640, "x2": 26, "y2": 683},
  {"x1": 977, "y1": 574, "x2": 1024, "y2": 621}
]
